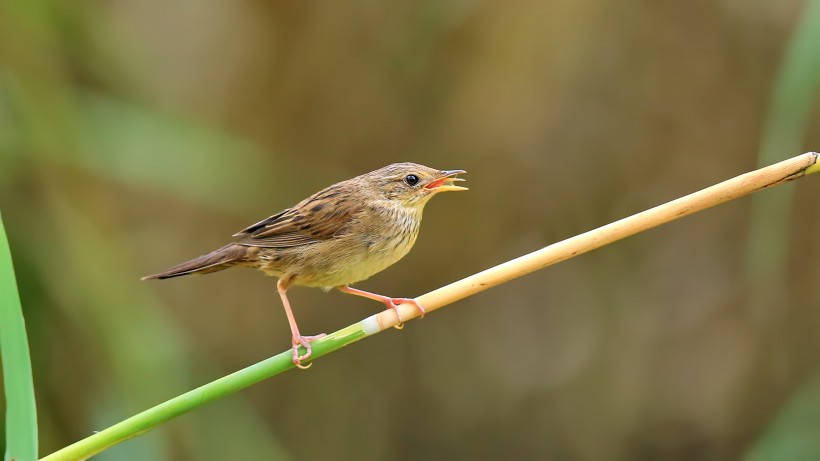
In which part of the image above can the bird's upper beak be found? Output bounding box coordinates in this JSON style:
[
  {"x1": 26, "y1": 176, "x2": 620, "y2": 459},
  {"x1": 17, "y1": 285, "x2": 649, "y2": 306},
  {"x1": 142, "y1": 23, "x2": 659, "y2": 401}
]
[{"x1": 425, "y1": 169, "x2": 468, "y2": 192}]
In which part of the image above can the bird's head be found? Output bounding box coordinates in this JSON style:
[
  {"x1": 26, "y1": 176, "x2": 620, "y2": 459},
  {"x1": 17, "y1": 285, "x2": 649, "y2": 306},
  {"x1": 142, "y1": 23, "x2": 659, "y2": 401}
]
[{"x1": 363, "y1": 162, "x2": 467, "y2": 208}]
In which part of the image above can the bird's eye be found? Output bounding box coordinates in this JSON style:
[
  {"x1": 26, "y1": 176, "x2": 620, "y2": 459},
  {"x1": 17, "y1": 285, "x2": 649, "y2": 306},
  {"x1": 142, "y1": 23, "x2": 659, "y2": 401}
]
[{"x1": 404, "y1": 174, "x2": 420, "y2": 186}]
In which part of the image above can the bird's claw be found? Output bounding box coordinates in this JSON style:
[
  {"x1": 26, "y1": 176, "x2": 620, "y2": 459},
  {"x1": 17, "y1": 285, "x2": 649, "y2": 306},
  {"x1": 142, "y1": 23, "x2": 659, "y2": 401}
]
[
  {"x1": 386, "y1": 298, "x2": 426, "y2": 329},
  {"x1": 291, "y1": 334, "x2": 327, "y2": 369}
]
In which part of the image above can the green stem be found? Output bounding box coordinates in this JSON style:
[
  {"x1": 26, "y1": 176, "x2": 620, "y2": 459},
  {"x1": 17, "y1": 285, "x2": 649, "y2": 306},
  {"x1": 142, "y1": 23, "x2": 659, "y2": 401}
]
[{"x1": 39, "y1": 323, "x2": 368, "y2": 461}]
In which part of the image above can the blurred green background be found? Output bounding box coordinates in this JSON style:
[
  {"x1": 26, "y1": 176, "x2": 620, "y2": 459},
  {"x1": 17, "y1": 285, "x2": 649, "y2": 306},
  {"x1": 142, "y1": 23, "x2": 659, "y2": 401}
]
[{"x1": 2, "y1": 0, "x2": 820, "y2": 459}]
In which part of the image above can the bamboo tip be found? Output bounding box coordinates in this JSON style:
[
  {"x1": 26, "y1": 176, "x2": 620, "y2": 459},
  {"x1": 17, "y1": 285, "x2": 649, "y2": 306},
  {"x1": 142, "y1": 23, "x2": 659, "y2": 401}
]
[{"x1": 805, "y1": 152, "x2": 820, "y2": 175}]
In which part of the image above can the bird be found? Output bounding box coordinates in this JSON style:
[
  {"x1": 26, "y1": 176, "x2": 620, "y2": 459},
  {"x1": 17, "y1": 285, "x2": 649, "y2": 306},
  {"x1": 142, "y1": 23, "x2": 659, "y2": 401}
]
[{"x1": 142, "y1": 163, "x2": 467, "y2": 368}]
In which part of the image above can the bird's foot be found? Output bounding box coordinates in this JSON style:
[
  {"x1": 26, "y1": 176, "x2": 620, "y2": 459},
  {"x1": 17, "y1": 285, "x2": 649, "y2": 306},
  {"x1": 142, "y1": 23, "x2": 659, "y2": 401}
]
[
  {"x1": 383, "y1": 298, "x2": 426, "y2": 329},
  {"x1": 291, "y1": 334, "x2": 327, "y2": 369},
  {"x1": 335, "y1": 286, "x2": 426, "y2": 330}
]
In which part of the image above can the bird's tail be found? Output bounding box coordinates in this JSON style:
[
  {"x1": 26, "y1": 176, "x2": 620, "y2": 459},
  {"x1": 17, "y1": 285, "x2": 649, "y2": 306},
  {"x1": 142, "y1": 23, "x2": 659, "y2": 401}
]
[{"x1": 141, "y1": 244, "x2": 251, "y2": 280}]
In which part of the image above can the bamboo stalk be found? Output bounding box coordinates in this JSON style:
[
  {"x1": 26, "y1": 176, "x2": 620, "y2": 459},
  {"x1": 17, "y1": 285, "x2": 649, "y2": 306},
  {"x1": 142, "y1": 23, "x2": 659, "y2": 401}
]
[
  {"x1": 41, "y1": 152, "x2": 819, "y2": 461},
  {"x1": 373, "y1": 151, "x2": 819, "y2": 330}
]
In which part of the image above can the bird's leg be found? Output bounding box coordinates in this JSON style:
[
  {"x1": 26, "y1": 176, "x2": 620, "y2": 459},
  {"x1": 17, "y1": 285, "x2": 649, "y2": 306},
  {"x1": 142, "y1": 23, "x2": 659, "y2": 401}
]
[
  {"x1": 336, "y1": 285, "x2": 426, "y2": 329},
  {"x1": 278, "y1": 278, "x2": 325, "y2": 369}
]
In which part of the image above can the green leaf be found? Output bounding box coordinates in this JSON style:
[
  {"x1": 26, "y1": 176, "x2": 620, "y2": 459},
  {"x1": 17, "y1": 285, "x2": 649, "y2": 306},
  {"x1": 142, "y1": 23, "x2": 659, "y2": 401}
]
[
  {"x1": 744, "y1": 376, "x2": 820, "y2": 461},
  {"x1": 745, "y1": 0, "x2": 820, "y2": 303},
  {"x1": 0, "y1": 210, "x2": 38, "y2": 461}
]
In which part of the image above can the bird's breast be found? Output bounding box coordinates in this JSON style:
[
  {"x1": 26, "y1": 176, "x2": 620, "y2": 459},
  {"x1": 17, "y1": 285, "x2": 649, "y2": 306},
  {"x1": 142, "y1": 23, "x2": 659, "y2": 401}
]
[
  {"x1": 258, "y1": 204, "x2": 424, "y2": 288},
  {"x1": 349, "y1": 206, "x2": 421, "y2": 277}
]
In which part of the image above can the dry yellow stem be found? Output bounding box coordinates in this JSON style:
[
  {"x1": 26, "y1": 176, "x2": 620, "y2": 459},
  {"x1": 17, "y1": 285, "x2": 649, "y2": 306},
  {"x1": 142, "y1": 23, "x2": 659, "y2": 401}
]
[{"x1": 375, "y1": 152, "x2": 819, "y2": 330}]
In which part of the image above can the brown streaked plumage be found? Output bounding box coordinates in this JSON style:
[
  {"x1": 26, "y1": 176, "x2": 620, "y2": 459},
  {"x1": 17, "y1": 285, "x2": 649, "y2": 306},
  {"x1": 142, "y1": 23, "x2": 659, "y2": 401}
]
[{"x1": 142, "y1": 163, "x2": 467, "y2": 368}]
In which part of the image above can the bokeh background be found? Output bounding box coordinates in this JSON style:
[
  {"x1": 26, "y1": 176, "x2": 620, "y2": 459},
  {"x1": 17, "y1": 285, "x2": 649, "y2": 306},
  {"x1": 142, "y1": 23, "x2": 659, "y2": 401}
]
[{"x1": 2, "y1": 0, "x2": 820, "y2": 459}]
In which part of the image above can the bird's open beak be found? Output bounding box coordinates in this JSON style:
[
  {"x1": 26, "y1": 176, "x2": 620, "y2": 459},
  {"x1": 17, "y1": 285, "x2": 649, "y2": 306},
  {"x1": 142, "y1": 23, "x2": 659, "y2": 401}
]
[{"x1": 425, "y1": 169, "x2": 468, "y2": 192}]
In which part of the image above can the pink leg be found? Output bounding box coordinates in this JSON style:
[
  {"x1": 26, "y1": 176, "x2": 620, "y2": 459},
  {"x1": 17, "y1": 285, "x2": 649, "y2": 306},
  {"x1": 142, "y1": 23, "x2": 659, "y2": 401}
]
[
  {"x1": 278, "y1": 278, "x2": 325, "y2": 369},
  {"x1": 336, "y1": 285, "x2": 426, "y2": 329}
]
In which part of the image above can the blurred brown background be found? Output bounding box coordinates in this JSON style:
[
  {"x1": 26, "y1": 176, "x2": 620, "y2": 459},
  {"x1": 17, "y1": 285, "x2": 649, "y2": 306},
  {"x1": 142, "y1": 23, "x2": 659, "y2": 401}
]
[{"x1": 2, "y1": 0, "x2": 820, "y2": 459}]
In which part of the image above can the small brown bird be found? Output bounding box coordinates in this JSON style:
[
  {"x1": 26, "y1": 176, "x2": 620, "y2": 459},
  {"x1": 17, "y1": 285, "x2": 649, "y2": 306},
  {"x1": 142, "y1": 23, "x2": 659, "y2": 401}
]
[{"x1": 142, "y1": 163, "x2": 466, "y2": 368}]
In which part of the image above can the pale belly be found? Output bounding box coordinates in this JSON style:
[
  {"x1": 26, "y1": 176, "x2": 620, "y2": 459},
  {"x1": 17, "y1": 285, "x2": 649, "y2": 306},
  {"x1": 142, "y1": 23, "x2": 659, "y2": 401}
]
[
  {"x1": 257, "y1": 210, "x2": 421, "y2": 288},
  {"x1": 317, "y1": 231, "x2": 418, "y2": 287}
]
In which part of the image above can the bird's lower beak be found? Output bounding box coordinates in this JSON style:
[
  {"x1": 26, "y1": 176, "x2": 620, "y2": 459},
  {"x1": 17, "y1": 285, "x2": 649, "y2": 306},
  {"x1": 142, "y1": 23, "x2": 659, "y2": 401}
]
[{"x1": 425, "y1": 170, "x2": 468, "y2": 192}]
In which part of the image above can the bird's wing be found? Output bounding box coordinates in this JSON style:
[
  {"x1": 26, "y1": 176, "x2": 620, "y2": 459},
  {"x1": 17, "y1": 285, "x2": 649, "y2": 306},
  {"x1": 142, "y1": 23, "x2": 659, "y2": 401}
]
[{"x1": 232, "y1": 187, "x2": 361, "y2": 249}]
